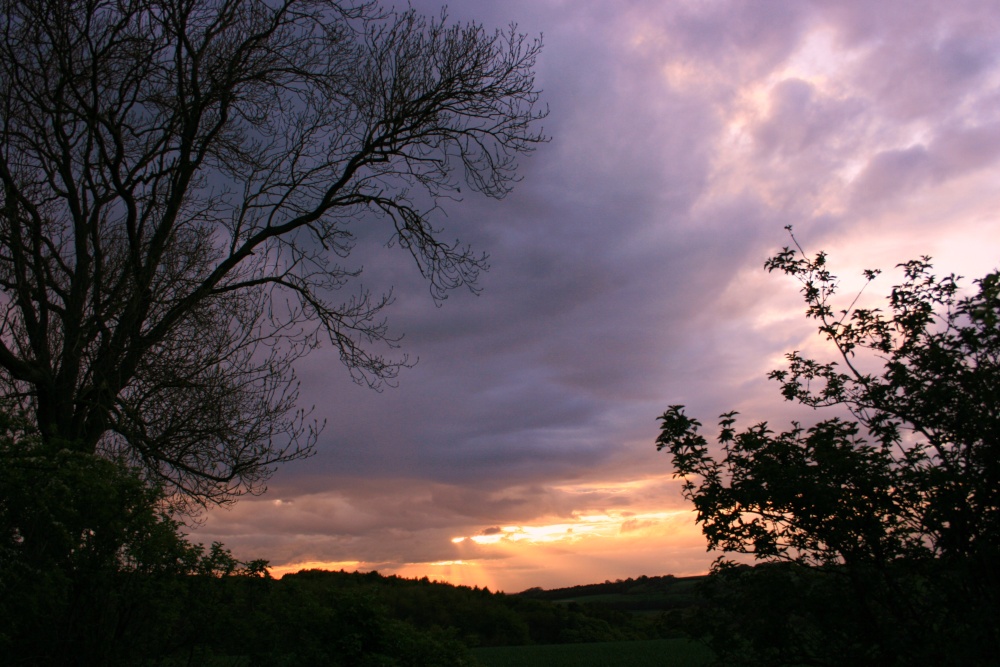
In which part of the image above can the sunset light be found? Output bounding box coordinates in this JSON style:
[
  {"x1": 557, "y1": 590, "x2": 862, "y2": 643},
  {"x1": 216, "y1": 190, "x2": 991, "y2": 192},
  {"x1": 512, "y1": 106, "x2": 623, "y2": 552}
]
[
  {"x1": 9, "y1": 0, "x2": 1000, "y2": 662},
  {"x1": 186, "y1": 0, "x2": 1000, "y2": 596}
]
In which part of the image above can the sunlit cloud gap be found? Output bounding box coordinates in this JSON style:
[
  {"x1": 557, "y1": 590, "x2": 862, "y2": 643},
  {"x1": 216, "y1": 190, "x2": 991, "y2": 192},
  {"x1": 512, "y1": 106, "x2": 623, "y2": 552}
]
[
  {"x1": 452, "y1": 510, "x2": 690, "y2": 546},
  {"x1": 184, "y1": 0, "x2": 1000, "y2": 594}
]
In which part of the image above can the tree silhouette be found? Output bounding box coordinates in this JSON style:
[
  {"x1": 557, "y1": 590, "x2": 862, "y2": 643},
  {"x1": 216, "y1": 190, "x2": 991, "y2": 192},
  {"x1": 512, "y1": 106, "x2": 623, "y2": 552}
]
[
  {"x1": 0, "y1": 0, "x2": 546, "y2": 508},
  {"x1": 658, "y1": 229, "x2": 1000, "y2": 664}
]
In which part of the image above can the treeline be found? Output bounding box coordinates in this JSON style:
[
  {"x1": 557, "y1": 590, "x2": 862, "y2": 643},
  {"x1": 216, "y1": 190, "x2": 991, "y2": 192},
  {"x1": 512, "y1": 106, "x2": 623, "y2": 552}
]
[
  {"x1": 184, "y1": 567, "x2": 689, "y2": 661},
  {"x1": 2, "y1": 532, "x2": 694, "y2": 667},
  {"x1": 0, "y1": 412, "x2": 685, "y2": 666},
  {"x1": 520, "y1": 574, "x2": 704, "y2": 606}
]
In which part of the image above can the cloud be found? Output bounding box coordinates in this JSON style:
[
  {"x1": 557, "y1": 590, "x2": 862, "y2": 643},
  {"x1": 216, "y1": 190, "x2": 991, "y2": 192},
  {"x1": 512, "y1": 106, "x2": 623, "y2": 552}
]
[
  {"x1": 620, "y1": 518, "x2": 657, "y2": 534},
  {"x1": 852, "y1": 145, "x2": 936, "y2": 204},
  {"x1": 192, "y1": 0, "x2": 1000, "y2": 591},
  {"x1": 851, "y1": 123, "x2": 1000, "y2": 208},
  {"x1": 832, "y1": 3, "x2": 1000, "y2": 121},
  {"x1": 753, "y1": 78, "x2": 867, "y2": 160}
]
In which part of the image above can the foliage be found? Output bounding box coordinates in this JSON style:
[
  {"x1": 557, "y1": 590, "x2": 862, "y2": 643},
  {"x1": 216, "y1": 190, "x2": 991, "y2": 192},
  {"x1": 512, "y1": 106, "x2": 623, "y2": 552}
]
[
  {"x1": 0, "y1": 411, "x2": 264, "y2": 665},
  {"x1": 656, "y1": 229, "x2": 1000, "y2": 665},
  {"x1": 684, "y1": 561, "x2": 899, "y2": 667},
  {"x1": 242, "y1": 571, "x2": 478, "y2": 667},
  {"x1": 0, "y1": 0, "x2": 546, "y2": 509},
  {"x1": 150, "y1": 568, "x2": 698, "y2": 665},
  {"x1": 4, "y1": 537, "x2": 711, "y2": 667},
  {"x1": 0, "y1": 2, "x2": 547, "y2": 662},
  {"x1": 272, "y1": 569, "x2": 662, "y2": 649}
]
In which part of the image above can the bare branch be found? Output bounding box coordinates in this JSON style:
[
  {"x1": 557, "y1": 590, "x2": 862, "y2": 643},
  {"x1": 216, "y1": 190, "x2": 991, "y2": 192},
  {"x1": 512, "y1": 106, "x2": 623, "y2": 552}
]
[{"x1": 0, "y1": 0, "x2": 546, "y2": 508}]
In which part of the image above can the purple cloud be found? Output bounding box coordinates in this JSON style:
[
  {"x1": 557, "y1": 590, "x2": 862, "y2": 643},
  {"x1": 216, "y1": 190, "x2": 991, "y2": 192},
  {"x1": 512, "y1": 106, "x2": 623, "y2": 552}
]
[{"x1": 192, "y1": 0, "x2": 1000, "y2": 592}]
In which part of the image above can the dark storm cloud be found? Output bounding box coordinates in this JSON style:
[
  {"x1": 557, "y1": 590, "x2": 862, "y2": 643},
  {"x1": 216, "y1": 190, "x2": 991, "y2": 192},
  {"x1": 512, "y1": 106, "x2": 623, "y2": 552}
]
[{"x1": 194, "y1": 0, "x2": 1000, "y2": 588}]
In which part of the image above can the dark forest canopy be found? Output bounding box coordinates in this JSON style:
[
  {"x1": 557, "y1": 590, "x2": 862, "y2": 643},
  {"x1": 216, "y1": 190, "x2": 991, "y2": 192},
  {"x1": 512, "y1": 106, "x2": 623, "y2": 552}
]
[
  {"x1": 2, "y1": 554, "x2": 698, "y2": 665},
  {"x1": 0, "y1": 0, "x2": 546, "y2": 509}
]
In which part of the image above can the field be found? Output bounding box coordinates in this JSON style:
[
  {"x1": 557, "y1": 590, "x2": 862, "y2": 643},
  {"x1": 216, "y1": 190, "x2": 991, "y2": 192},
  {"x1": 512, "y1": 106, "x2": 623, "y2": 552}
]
[{"x1": 472, "y1": 638, "x2": 713, "y2": 667}]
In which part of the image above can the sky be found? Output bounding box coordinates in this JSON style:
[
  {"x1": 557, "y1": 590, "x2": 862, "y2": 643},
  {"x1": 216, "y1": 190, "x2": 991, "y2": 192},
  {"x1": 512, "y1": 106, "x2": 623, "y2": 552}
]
[{"x1": 193, "y1": 0, "x2": 1000, "y2": 592}]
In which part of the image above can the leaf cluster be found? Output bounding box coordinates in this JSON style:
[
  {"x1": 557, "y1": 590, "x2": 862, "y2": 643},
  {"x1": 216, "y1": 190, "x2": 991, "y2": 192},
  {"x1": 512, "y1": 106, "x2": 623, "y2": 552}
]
[
  {"x1": 660, "y1": 230, "x2": 1000, "y2": 566},
  {"x1": 0, "y1": 411, "x2": 270, "y2": 665},
  {"x1": 658, "y1": 409, "x2": 908, "y2": 566}
]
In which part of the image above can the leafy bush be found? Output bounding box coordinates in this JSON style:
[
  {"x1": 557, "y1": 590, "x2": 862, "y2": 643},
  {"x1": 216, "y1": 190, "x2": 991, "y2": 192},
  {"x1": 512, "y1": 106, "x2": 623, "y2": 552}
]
[{"x1": 658, "y1": 232, "x2": 1000, "y2": 665}]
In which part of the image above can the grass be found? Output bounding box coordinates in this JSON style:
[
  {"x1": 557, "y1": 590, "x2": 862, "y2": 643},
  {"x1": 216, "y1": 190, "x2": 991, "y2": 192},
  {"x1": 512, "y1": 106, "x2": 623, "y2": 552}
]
[{"x1": 472, "y1": 638, "x2": 713, "y2": 667}]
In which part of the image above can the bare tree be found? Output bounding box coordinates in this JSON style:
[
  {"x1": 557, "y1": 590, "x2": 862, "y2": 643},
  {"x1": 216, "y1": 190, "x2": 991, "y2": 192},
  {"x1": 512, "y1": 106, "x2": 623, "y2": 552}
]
[{"x1": 0, "y1": 0, "x2": 546, "y2": 508}]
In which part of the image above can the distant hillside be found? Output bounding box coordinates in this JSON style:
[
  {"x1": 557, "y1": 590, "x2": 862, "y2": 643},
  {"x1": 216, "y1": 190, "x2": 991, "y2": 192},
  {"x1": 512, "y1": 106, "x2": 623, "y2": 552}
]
[
  {"x1": 66, "y1": 567, "x2": 709, "y2": 664},
  {"x1": 516, "y1": 574, "x2": 709, "y2": 614},
  {"x1": 278, "y1": 569, "x2": 699, "y2": 646}
]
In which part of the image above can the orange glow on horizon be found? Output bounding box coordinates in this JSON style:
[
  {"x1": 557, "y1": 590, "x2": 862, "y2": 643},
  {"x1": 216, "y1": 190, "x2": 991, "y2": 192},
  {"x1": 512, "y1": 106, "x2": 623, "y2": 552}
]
[
  {"x1": 261, "y1": 475, "x2": 712, "y2": 591},
  {"x1": 453, "y1": 509, "x2": 690, "y2": 547}
]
